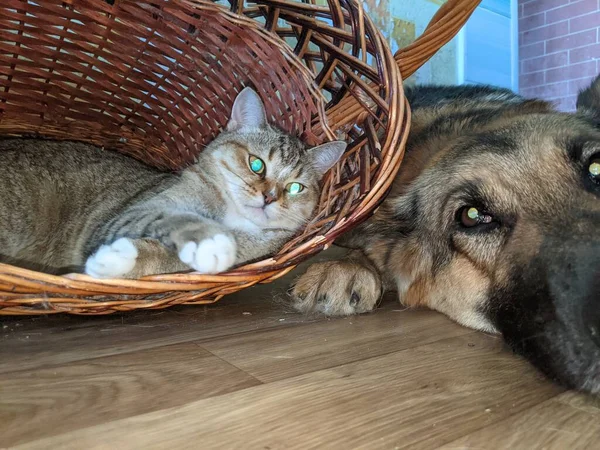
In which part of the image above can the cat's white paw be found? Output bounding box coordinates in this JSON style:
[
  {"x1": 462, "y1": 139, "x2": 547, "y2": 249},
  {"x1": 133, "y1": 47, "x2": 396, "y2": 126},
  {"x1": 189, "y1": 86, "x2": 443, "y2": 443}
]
[
  {"x1": 178, "y1": 234, "x2": 236, "y2": 274},
  {"x1": 85, "y1": 238, "x2": 138, "y2": 279}
]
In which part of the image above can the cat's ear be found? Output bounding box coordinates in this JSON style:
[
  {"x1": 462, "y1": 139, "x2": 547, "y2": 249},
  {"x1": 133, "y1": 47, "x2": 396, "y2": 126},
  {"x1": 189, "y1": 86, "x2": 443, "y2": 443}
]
[
  {"x1": 227, "y1": 87, "x2": 267, "y2": 132},
  {"x1": 307, "y1": 141, "x2": 347, "y2": 175}
]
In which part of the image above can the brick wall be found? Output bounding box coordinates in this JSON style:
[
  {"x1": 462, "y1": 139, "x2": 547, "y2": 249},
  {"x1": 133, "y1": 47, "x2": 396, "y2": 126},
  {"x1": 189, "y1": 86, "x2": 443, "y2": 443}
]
[{"x1": 519, "y1": 0, "x2": 600, "y2": 111}]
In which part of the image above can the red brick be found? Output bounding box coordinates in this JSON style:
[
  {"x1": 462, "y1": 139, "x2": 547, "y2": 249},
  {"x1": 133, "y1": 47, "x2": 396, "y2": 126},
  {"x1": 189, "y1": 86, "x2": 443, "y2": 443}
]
[
  {"x1": 570, "y1": 11, "x2": 600, "y2": 33},
  {"x1": 568, "y1": 77, "x2": 596, "y2": 95},
  {"x1": 546, "y1": 29, "x2": 596, "y2": 53},
  {"x1": 546, "y1": 60, "x2": 597, "y2": 83},
  {"x1": 523, "y1": 51, "x2": 568, "y2": 73},
  {"x1": 519, "y1": 13, "x2": 545, "y2": 31},
  {"x1": 518, "y1": 0, "x2": 599, "y2": 111},
  {"x1": 552, "y1": 96, "x2": 577, "y2": 112},
  {"x1": 521, "y1": 42, "x2": 545, "y2": 59},
  {"x1": 519, "y1": 87, "x2": 534, "y2": 98},
  {"x1": 520, "y1": 82, "x2": 569, "y2": 99},
  {"x1": 569, "y1": 43, "x2": 600, "y2": 63},
  {"x1": 523, "y1": 0, "x2": 565, "y2": 17},
  {"x1": 521, "y1": 21, "x2": 569, "y2": 46},
  {"x1": 520, "y1": 71, "x2": 545, "y2": 88},
  {"x1": 546, "y1": 0, "x2": 598, "y2": 25}
]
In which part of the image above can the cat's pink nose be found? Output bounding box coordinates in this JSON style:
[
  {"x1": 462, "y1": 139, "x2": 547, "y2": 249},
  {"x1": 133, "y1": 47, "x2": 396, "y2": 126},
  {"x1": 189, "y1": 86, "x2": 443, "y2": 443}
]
[{"x1": 263, "y1": 191, "x2": 277, "y2": 205}]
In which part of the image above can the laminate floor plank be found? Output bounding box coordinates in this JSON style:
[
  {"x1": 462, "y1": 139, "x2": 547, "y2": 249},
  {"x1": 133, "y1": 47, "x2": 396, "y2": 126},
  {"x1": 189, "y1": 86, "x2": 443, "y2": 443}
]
[
  {"x1": 438, "y1": 391, "x2": 600, "y2": 450},
  {"x1": 3, "y1": 246, "x2": 598, "y2": 449},
  {"x1": 0, "y1": 342, "x2": 261, "y2": 447},
  {"x1": 201, "y1": 306, "x2": 473, "y2": 382},
  {"x1": 0, "y1": 248, "x2": 347, "y2": 374},
  {"x1": 13, "y1": 334, "x2": 563, "y2": 450}
]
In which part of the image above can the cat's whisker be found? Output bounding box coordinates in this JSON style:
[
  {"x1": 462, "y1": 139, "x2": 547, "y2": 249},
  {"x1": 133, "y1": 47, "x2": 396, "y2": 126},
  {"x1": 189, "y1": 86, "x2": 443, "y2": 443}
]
[
  {"x1": 223, "y1": 167, "x2": 253, "y2": 189},
  {"x1": 281, "y1": 209, "x2": 313, "y2": 224},
  {"x1": 224, "y1": 180, "x2": 248, "y2": 190}
]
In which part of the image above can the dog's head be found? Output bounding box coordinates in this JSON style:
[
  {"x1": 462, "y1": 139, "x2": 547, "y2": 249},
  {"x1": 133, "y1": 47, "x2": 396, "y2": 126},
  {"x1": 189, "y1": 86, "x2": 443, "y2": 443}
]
[{"x1": 385, "y1": 78, "x2": 600, "y2": 394}]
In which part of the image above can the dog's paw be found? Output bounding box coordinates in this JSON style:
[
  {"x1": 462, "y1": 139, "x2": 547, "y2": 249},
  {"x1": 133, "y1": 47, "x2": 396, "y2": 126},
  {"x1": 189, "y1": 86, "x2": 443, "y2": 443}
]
[
  {"x1": 291, "y1": 260, "x2": 382, "y2": 316},
  {"x1": 178, "y1": 233, "x2": 236, "y2": 274},
  {"x1": 85, "y1": 238, "x2": 138, "y2": 279}
]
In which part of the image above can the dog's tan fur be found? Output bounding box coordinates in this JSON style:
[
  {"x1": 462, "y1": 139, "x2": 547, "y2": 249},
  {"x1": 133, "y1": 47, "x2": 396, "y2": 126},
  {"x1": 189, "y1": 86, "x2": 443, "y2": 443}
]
[
  {"x1": 291, "y1": 81, "x2": 600, "y2": 393},
  {"x1": 292, "y1": 88, "x2": 560, "y2": 330}
]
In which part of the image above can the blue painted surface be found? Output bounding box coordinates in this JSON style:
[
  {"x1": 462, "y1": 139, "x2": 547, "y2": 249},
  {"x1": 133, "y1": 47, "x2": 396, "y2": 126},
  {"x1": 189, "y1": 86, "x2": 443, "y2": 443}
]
[
  {"x1": 480, "y1": 0, "x2": 511, "y2": 18},
  {"x1": 463, "y1": 1, "x2": 513, "y2": 89}
]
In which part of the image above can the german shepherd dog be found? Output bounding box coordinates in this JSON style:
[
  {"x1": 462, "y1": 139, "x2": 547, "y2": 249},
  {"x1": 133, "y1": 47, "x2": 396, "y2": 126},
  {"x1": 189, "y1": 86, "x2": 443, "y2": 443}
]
[{"x1": 291, "y1": 76, "x2": 600, "y2": 395}]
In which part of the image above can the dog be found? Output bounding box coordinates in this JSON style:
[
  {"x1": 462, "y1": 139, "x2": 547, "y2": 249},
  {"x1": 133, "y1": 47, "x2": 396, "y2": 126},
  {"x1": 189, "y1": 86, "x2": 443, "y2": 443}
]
[{"x1": 291, "y1": 76, "x2": 600, "y2": 395}]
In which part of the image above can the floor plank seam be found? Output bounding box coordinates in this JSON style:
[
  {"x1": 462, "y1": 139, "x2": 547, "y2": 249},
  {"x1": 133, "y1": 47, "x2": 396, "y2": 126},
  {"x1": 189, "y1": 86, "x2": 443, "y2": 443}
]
[
  {"x1": 9, "y1": 333, "x2": 565, "y2": 449},
  {"x1": 194, "y1": 341, "x2": 266, "y2": 385},
  {"x1": 251, "y1": 329, "x2": 478, "y2": 384},
  {"x1": 0, "y1": 319, "x2": 325, "y2": 375},
  {"x1": 203, "y1": 330, "x2": 483, "y2": 387},
  {"x1": 190, "y1": 316, "x2": 327, "y2": 346}
]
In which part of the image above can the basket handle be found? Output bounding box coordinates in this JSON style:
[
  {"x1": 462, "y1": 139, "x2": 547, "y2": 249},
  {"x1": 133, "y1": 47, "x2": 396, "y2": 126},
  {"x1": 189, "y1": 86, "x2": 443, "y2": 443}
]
[
  {"x1": 395, "y1": 0, "x2": 482, "y2": 79},
  {"x1": 322, "y1": 0, "x2": 481, "y2": 136}
]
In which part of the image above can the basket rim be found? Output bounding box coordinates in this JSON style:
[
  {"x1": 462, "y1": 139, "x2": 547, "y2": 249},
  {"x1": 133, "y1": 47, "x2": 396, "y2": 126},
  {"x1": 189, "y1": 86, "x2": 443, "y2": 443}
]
[{"x1": 0, "y1": 0, "x2": 405, "y2": 293}]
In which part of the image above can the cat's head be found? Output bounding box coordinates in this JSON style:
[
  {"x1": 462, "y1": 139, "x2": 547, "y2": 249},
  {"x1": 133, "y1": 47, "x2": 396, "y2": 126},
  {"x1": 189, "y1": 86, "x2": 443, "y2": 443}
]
[{"x1": 207, "y1": 87, "x2": 346, "y2": 230}]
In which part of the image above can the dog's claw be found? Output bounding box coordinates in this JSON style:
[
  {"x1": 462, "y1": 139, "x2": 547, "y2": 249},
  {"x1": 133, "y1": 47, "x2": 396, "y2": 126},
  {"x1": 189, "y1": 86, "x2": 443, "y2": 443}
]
[
  {"x1": 349, "y1": 291, "x2": 361, "y2": 307},
  {"x1": 290, "y1": 260, "x2": 382, "y2": 316}
]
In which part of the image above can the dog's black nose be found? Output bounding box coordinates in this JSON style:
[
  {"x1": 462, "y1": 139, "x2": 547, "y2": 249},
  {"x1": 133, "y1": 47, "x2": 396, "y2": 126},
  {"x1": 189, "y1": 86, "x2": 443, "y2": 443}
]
[{"x1": 544, "y1": 235, "x2": 600, "y2": 346}]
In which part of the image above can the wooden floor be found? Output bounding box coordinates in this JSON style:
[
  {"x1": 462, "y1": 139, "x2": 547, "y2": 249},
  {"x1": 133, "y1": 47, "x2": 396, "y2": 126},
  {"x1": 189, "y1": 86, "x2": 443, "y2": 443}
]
[{"x1": 1, "y1": 249, "x2": 599, "y2": 449}]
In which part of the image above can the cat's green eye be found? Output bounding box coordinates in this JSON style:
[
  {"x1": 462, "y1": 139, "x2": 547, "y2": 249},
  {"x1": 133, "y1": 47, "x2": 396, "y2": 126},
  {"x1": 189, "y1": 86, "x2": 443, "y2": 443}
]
[
  {"x1": 285, "y1": 182, "x2": 304, "y2": 195},
  {"x1": 249, "y1": 155, "x2": 265, "y2": 175}
]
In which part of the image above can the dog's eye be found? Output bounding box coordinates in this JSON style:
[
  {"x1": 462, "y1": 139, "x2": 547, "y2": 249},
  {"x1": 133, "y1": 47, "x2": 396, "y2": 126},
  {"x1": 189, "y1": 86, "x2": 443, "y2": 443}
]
[
  {"x1": 588, "y1": 153, "x2": 600, "y2": 184},
  {"x1": 458, "y1": 206, "x2": 494, "y2": 228}
]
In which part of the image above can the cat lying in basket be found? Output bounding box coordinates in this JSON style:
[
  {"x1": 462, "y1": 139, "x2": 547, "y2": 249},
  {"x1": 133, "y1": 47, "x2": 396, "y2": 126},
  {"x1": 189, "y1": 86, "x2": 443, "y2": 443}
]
[{"x1": 0, "y1": 88, "x2": 346, "y2": 278}]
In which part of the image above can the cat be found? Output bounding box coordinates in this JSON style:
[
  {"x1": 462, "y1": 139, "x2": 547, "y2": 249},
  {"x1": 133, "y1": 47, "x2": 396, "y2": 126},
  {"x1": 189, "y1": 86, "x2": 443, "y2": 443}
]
[{"x1": 0, "y1": 88, "x2": 346, "y2": 279}]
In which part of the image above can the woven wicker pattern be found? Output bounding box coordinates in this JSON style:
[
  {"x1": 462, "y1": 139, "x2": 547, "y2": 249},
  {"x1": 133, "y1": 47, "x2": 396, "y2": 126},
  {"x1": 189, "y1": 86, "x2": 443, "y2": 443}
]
[
  {"x1": 0, "y1": 0, "x2": 331, "y2": 169},
  {"x1": 0, "y1": 0, "x2": 480, "y2": 315}
]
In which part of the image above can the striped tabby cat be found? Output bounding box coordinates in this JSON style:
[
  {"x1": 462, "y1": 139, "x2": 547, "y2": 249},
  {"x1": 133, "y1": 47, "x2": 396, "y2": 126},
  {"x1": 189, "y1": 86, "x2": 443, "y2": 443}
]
[{"x1": 0, "y1": 88, "x2": 345, "y2": 278}]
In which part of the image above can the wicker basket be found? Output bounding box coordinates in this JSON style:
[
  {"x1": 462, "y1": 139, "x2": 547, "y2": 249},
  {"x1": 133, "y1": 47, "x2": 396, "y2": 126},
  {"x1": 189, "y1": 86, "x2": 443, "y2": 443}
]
[{"x1": 0, "y1": 0, "x2": 480, "y2": 315}]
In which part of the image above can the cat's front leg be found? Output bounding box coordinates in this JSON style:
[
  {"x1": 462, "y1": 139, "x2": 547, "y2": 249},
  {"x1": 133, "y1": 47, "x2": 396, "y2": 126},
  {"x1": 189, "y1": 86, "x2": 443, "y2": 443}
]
[
  {"x1": 85, "y1": 215, "x2": 238, "y2": 278},
  {"x1": 166, "y1": 221, "x2": 237, "y2": 274},
  {"x1": 85, "y1": 237, "x2": 189, "y2": 279},
  {"x1": 85, "y1": 237, "x2": 139, "y2": 279}
]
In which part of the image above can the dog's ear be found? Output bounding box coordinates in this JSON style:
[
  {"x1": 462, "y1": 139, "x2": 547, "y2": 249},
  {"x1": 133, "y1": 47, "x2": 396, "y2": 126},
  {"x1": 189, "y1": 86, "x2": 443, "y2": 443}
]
[{"x1": 576, "y1": 75, "x2": 600, "y2": 118}]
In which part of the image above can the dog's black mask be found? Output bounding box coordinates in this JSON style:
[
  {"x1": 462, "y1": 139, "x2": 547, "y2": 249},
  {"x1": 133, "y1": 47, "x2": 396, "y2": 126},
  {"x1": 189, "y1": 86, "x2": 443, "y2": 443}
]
[
  {"x1": 480, "y1": 76, "x2": 600, "y2": 395},
  {"x1": 488, "y1": 208, "x2": 600, "y2": 394}
]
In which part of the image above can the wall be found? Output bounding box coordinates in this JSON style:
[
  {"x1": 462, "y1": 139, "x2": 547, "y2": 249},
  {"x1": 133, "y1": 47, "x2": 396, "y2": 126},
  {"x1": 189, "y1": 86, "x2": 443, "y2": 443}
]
[
  {"x1": 363, "y1": 0, "x2": 460, "y2": 86},
  {"x1": 519, "y1": 0, "x2": 600, "y2": 111},
  {"x1": 364, "y1": 0, "x2": 516, "y2": 90},
  {"x1": 460, "y1": 0, "x2": 517, "y2": 89}
]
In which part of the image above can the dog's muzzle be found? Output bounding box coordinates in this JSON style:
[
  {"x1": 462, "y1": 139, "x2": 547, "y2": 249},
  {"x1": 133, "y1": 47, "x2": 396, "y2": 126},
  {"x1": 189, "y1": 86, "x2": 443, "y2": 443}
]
[
  {"x1": 493, "y1": 224, "x2": 600, "y2": 395},
  {"x1": 545, "y1": 232, "x2": 600, "y2": 393}
]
